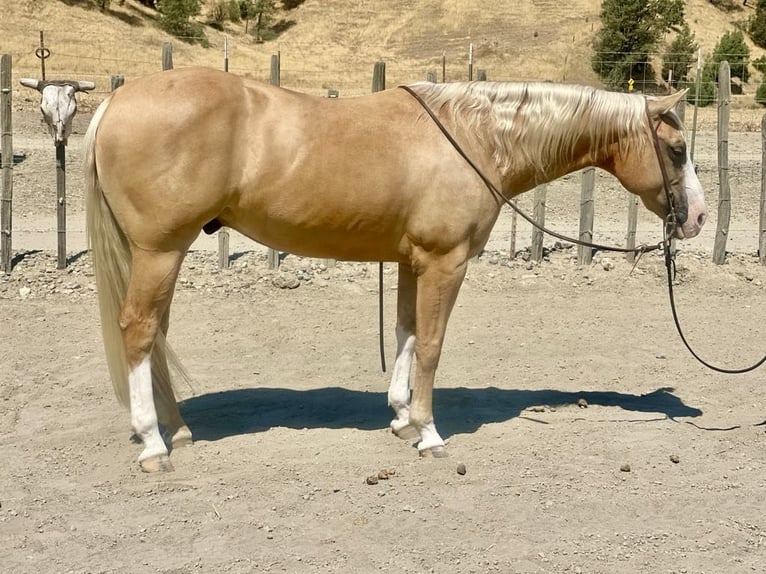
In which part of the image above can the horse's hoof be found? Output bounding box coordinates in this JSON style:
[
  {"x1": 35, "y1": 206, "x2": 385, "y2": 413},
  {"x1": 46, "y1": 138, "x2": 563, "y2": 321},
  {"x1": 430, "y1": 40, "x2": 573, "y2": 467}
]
[
  {"x1": 391, "y1": 421, "x2": 421, "y2": 442},
  {"x1": 170, "y1": 426, "x2": 193, "y2": 449},
  {"x1": 419, "y1": 445, "x2": 449, "y2": 458},
  {"x1": 140, "y1": 454, "x2": 174, "y2": 473}
]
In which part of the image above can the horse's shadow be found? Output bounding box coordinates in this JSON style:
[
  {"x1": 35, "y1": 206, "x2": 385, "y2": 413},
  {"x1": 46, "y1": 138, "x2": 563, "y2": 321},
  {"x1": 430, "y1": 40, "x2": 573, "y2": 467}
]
[{"x1": 179, "y1": 386, "x2": 701, "y2": 442}]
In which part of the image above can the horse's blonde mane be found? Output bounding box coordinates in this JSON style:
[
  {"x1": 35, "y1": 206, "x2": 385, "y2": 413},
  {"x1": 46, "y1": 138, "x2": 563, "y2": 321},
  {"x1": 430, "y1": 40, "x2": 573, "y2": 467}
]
[{"x1": 411, "y1": 81, "x2": 654, "y2": 178}]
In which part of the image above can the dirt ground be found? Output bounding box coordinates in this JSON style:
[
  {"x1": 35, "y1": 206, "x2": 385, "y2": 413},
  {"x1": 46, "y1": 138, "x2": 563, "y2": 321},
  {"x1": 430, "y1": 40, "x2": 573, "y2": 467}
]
[{"x1": 2, "y1": 106, "x2": 766, "y2": 574}]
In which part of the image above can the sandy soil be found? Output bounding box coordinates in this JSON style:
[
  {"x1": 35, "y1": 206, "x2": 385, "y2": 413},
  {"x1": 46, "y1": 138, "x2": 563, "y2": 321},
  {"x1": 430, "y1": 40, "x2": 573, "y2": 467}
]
[{"x1": 2, "y1": 106, "x2": 766, "y2": 574}]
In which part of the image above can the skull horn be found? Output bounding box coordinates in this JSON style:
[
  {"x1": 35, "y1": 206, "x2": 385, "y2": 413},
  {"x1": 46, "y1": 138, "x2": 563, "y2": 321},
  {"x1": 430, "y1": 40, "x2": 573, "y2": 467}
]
[
  {"x1": 72, "y1": 81, "x2": 96, "y2": 92},
  {"x1": 20, "y1": 78, "x2": 42, "y2": 91}
]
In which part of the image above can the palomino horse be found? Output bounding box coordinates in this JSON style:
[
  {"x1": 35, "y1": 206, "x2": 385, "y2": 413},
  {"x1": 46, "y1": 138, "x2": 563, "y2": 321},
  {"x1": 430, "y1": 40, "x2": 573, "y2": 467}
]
[{"x1": 84, "y1": 67, "x2": 706, "y2": 472}]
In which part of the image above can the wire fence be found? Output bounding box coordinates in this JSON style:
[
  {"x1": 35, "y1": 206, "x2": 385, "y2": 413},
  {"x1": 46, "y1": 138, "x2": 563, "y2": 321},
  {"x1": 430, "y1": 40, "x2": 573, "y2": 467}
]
[{"x1": 3, "y1": 39, "x2": 766, "y2": 267}]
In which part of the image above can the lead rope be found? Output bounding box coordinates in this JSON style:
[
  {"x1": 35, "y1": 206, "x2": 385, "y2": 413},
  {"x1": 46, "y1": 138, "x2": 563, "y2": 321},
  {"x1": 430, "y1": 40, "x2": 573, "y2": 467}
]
[
  {"x1": 643, "y1": 102, "x2": 766, "y2": 375},
  {"x1": 379, "y1": 261, "x2": 386, "y2": 373},
  {"x1": 661, "y1": 235, "x2": 766, "y2": 374}
]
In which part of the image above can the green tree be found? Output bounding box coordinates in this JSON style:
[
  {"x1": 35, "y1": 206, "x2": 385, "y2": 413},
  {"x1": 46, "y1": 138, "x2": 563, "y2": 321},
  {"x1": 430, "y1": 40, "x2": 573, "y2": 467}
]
[
  {"x1": 661, "y1": 22, "x2": 698, "y2": 87},
  {"x1": 749, "y1": 0, "x2": 766, "y2": 48},
  {"x1": 592, "y1": 0, "x2": 685, "y2": 89},
  {"x1": 157, "y1": 0, "x2": 206, "y2": 44},
  {"x1": 210, "y1": 0, "x2": 240, "y2": 27},
  {"x1": 752, "y1": 54, "x2": 766, "y2": 75},
  {"x1": 756, "y1": 80, "x2": 766, "y2": 106},
  {"x1": 683, "y1": 61, "x2": 717, "y2": 107},
  {"x1": 711, "y1": 30, "x2": 750, "y2": 82},
  {"x1": 246, "y1": 0, "x2": 276, "y2": 41}
]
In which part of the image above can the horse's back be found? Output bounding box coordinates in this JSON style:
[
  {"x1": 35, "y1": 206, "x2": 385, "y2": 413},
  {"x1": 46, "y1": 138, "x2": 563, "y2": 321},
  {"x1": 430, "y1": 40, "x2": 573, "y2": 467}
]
[{"x1": 93, "y1": 67, "x2": 500, "y2": 260}]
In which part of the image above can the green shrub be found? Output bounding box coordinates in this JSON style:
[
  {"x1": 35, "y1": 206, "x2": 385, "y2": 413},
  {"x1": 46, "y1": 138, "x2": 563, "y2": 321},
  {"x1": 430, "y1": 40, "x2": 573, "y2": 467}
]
[{"x1": 755, "y1": 81, "x2": 766, "y2": 105}]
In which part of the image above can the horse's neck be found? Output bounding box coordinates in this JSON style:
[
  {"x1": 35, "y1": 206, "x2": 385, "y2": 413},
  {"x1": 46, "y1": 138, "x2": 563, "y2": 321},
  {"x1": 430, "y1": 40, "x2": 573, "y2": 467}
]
[
  {"x1": 498, "y1": 134, "x2": 600, "y2": 196},
  {"x1": 498, "y1": 112, "x2": 624, "y2": 193}
]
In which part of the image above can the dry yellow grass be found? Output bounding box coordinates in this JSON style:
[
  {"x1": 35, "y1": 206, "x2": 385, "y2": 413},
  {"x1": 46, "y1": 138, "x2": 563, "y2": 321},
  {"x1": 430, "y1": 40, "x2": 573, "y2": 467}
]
[{"x1": 1, "y1": 0, "x2": 764, "y2": 109}]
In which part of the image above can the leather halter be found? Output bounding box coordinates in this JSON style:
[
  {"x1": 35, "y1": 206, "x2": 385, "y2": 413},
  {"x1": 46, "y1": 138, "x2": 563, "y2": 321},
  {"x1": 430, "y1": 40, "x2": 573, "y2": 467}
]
[{"x1": 644, "y1": 99, "x2": 680, "y2": 241}]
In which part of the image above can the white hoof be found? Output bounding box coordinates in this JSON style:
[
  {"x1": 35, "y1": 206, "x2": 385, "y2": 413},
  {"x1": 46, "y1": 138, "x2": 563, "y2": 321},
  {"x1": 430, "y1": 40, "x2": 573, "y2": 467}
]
[
  {"x1": 390, "y1": 418, "x2": 421, "y2": 441},
  {"x1": 140, "y1": 454, "x2": 174, "y2": 473}
]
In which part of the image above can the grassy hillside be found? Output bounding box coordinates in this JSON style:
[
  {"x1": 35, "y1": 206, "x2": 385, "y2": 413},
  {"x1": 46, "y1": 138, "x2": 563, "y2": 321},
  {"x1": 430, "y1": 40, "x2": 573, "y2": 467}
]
[{"x1": 1, "y1": 0, "x2": 763, "y2": 108}]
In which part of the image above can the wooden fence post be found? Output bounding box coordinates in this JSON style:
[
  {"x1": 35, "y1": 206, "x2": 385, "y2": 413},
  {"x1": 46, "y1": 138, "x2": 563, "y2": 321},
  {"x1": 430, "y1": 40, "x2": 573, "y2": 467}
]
[
  {"x1": 508, "y1": 208, "x2": 518, "y2": 260},
  {"x1": 675, "y1": 93, "x2": 685, "y2": 124},
  {"x1": 690, "y1": 48, "x2": 702, "y2": 163},
  {"x1": 1, "y1": 54, "x2": 12, "y2": 274},
  {"x1": 372, "y1": 61, "x2": 386, "y2": 93},
  {"x1": 442, "y1": 52, "x2": 446, "y2": 83},
  {"x1": 760, "y1": 114, "x2": 766, "y2": 265},
  {"x1": 56, "y1": 143, "x2": 66, "y2": 269},
  {"x1": 217, "y1": 39, "x2": 231, "y2": 270},
  {"x1": 578, "y1": 167, "x2": 595, "y2": 265},
  {"x1": 162, "y1": 42, "x2": 173, "y2": 71},
  {"x1": 530, "y1": 184, "x2": 547, "y2": 262},
  {"x1": 267, "y1": 53, "x2": 281, "y2": 270},
  {"x1": 625, "y1": 195, "x2": 639, "y2": 263},
  {"x1": 468, "y1": 43, "x2": 474, "y2": 81},
  {"x1": 713, "y1": 61, "x2": 731, "y2": 265}
]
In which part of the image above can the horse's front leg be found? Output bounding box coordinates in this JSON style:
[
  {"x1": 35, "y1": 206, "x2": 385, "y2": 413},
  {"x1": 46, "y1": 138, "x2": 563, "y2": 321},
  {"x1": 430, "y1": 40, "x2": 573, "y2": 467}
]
[
  {"x1": 388, "y1": 263, "x2": 419, "y2": 441},
  {"x1": 408, "y1": 250, "x2": 468, "y2": 457}
]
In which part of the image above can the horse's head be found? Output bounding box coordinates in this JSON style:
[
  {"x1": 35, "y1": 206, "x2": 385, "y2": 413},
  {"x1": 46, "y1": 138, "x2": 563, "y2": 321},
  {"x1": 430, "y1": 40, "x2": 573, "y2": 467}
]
[
  {"x1": 609, "y1": 91, "x2": 706, "y2": 240},
  {"x1": 20, "y1": 79, "x2": 96, "y2": 145}
]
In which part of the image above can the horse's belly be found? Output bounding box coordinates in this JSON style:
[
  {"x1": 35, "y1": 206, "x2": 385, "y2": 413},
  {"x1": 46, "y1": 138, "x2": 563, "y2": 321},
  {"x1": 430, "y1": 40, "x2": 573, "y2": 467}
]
[{"x1": 223, "y1": 206, "x2": 406, "y2": 262}]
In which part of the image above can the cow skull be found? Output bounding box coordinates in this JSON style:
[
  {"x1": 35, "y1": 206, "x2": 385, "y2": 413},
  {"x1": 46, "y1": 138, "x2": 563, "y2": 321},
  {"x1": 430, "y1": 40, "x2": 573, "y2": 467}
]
[{"x1": 20, "y1": 79, "x2": 96, "y2": 145}]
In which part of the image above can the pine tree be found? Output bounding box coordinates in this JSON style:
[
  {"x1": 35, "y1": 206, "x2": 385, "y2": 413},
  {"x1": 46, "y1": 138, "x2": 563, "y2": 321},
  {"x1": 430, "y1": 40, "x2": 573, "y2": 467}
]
[
  {"x1": 157, "y1": 0, "x2": 206, "y2": 44},
  {"x1": 712, "y1": 30, "x2": 750, "y2": 83},
  {"x1": 592, "y1": 0, "x2": 685, "y2": 89},
  {"x1": 240, "y1": 0, "x2": 276, "y2": 40},
  {"x1": 684, "y1": 61, "x2": 716, "y2": 107},
  {"x1": 749, "y1": 0, "x2": 766, "y2": 48},
  {"x1": 661, "y1": 22, "x2": 698, "y2": 87}
]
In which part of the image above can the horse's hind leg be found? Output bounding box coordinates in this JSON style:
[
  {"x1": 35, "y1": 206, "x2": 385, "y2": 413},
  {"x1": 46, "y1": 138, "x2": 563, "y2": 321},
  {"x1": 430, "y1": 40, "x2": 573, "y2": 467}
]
[
  {"x1": 388, "y1": 263, "x2": 419, "y2": 441},
  {"x1": 153, "y1": 309, "x2": 193, "y2": 449},
  {"x1": 121, "y1": 249, "x2": 185, "y2": 472}
]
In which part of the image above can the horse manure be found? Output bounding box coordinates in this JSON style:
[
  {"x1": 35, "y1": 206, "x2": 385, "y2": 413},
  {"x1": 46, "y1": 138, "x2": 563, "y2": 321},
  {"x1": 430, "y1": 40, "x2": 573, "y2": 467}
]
[
  {"x1": 619, "y1": 463, "x2": 631, "y2": 473},
  {"x1": 669, "y1": 454, "x2": 680, "y2": 464},
  {"x1": 456, "y1": 462, "x2": 467, "y2": 475},
  {"x1": 365, "y1": 475, "x2": 379, "y2": 485},
  {"x1": 272, "y1": 273, "x2": 300, "y2": 290},
  {"x1": 378, "y1": 469, "x2": 390, "y2": 480}
]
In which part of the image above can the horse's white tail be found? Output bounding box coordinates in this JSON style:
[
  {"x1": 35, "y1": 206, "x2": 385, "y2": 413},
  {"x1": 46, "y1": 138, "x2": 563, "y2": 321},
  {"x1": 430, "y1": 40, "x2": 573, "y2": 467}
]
[{"x1": 84, "y1": 98, "x2": 188, "y2": 407}]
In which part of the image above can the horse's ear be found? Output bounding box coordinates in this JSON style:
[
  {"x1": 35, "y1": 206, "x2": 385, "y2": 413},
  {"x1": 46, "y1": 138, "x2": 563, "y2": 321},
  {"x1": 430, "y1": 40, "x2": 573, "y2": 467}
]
[{"x1": 647, "y1": 89, "x2": 687, "y2": 117}]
